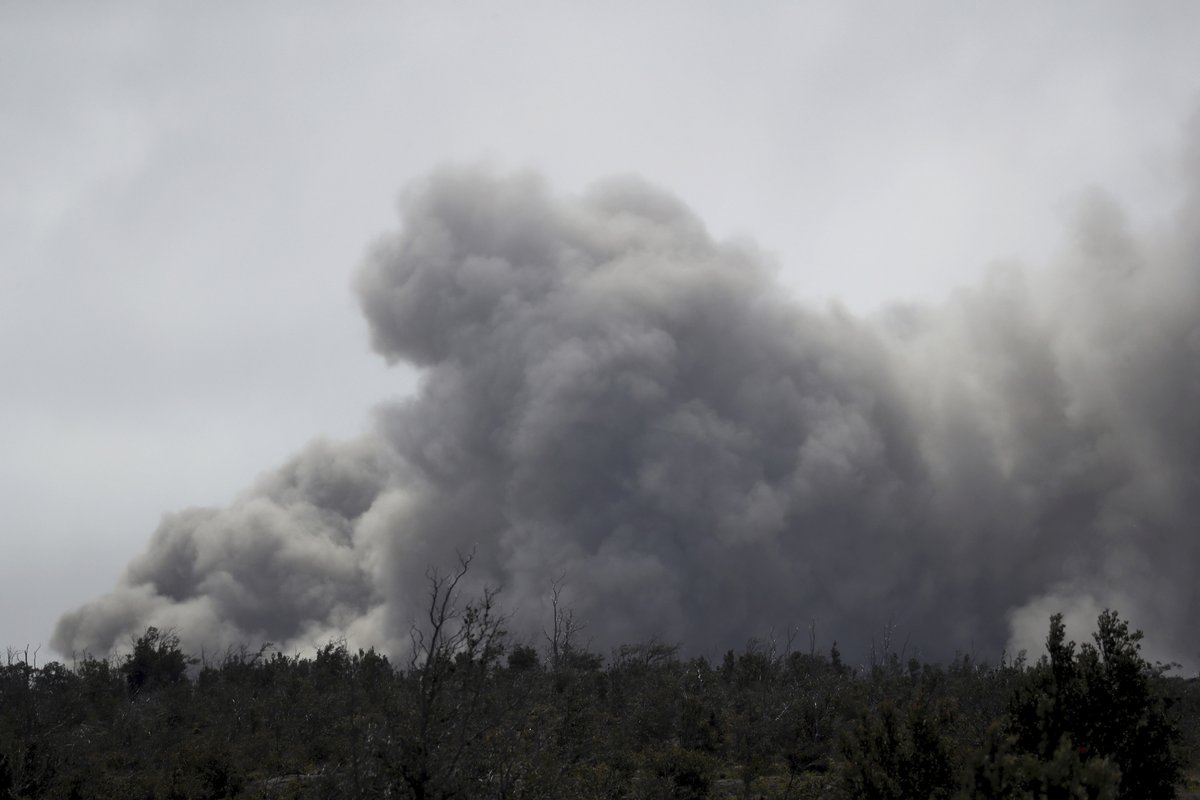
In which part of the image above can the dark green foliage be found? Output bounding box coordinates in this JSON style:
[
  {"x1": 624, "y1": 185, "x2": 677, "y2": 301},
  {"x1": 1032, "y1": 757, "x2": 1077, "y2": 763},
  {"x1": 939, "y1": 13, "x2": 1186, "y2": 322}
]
[
  {"x1": 642, "y1": 746, "x2": 716, "y2": 799},
  {"x1": 507, "y1": 643, "x2": 541, "y2": 671},
  {"x1": 123, "y1": 626, "x2": 193, "y2": 697},
  {"x1": 839, "y1": 698, "x2": 958, "y2": 800},
  {"x1": 963, "y1": 725, "x2": 1121, "y2": 799},
  {"x1": 0, "y1": 608, "x2": 1192, "y2": 798},
  {"x1": 1007, "y1": 611, "x2": 1182, "y2": 799}
]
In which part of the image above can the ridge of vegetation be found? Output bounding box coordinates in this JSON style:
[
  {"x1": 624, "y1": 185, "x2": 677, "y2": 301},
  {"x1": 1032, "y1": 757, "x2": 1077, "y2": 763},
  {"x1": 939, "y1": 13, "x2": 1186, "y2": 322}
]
[{"x1": 3, "y1": 566, "x2": 1195, "y2": 798}]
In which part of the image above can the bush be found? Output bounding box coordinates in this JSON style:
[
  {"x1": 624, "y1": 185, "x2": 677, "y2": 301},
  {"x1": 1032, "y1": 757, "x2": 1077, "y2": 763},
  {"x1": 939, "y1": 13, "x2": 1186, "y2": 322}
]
[
  {"x1": 839, "y1": 697, "x2": 958, "y2": 800},
  {"x1": 122, "y1": 627, "x2": 191, "y2": 697},
  {"x1": 963, "y1": 724, "x2": 1120, "y2": 799},
  {"x1": 641, "y1": 746, "x2": 716, "y2": 800}
]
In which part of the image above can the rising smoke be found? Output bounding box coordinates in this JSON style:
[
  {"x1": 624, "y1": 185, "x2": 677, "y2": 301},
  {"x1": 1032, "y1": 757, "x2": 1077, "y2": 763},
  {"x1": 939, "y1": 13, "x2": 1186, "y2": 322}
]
[{"x1": 54, "y1": 163, "x2": 1200, "y2": 666}]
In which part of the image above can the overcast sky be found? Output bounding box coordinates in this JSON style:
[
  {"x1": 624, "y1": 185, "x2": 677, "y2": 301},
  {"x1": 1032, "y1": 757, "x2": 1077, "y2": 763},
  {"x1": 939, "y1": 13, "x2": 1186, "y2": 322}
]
[{"x1": 3, "y1": 2, "x2": 1200, "y2": 657}]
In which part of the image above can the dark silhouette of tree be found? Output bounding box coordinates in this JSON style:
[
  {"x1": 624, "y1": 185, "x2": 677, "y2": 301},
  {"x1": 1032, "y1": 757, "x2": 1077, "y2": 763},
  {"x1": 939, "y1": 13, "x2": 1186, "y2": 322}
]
[
  {"x1": 0, "y1": 602, "x2": 1193, "y2": 798},
  {"x1": 1007, "y1": 610, "x2": 1181, "y2": 799},
  {"x1": 383, "y1": 551, "x2": 509, "y2": 800},
  {"x1": 122, "y1": 626, "x2": 191, "y2": 697}
]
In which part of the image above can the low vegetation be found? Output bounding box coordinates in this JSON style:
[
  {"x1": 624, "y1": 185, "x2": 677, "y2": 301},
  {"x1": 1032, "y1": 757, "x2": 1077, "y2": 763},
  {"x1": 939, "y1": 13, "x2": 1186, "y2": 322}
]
[{"x1": 2, "y1": 566, "x2": 1195, "y2": 798}]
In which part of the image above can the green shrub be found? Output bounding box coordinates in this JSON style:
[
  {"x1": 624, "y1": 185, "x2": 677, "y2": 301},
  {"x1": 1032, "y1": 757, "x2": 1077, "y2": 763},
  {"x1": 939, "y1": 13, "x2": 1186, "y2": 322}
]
[
  {"x1": 1005, "y1": 611, "x2": 1181, "y2": 799},
  {"x1": 643, "y1": 746, "x2": 716, "y2": 800},
  {"x1": 962, "y1": 724, "x2": 1120, "y2": 799},
  {"x1": 839, "y1": 697, "x2": 958, "y2": 800}
]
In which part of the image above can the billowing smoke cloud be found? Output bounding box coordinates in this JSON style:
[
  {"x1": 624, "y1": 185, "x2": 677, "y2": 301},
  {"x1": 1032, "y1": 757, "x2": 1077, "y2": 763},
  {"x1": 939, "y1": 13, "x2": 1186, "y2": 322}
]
[{"x1": 54, "y1": 163, "x2": 1200, "y2": 666}]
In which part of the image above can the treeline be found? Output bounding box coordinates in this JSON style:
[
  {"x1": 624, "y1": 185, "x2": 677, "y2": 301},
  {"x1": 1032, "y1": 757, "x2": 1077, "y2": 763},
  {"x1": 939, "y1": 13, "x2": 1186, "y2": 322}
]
[{"x1": 2, "y1": 572, "x2": 1197, "y2": 798}]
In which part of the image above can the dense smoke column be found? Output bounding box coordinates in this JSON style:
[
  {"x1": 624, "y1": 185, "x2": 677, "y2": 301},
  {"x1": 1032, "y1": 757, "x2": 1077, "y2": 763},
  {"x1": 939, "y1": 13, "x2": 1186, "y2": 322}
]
[
  {"x1": 353, "y1": 168, "x2": 946, "y2": 655},
  {"x1": 54, "y1": 164, "x2": 1200, "y2": 667}
]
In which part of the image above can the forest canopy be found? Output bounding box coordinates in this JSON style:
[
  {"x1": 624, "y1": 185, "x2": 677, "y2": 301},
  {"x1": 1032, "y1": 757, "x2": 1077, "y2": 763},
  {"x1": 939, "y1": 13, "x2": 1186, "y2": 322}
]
[{"x1": 5, "y1": 580, "x2": 1196, "y2": 799}]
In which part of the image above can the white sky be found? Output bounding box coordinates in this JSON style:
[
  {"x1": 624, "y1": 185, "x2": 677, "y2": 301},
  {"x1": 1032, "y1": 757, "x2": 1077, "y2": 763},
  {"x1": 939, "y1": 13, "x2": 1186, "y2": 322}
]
[{"x1": 3, "y1": 1, "x2": 1199, "y2": 657}]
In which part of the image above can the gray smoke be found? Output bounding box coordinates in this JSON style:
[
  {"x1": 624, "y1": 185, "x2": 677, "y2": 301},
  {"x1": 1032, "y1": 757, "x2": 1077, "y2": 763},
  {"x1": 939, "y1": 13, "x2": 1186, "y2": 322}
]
[{"x1": 54, "y1": 164, "x2": 1200, "y2": 666}]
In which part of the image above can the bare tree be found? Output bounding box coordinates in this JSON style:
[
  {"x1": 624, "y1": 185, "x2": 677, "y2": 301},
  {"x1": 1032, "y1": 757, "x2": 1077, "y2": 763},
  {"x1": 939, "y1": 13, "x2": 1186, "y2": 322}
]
[
  {"x1": 543, "y1": 574, "x2": 587, "y2": 672},
  {"x1": 389, "y1": 550, "x2": 509, "y2": 800}
]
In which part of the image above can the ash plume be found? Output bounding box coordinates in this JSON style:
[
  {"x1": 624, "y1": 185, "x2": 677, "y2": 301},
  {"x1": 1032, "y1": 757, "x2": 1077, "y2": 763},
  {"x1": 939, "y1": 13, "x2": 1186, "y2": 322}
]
[{"x1": 54, "y1": 164, "x2": 1200, "y2": 666}]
